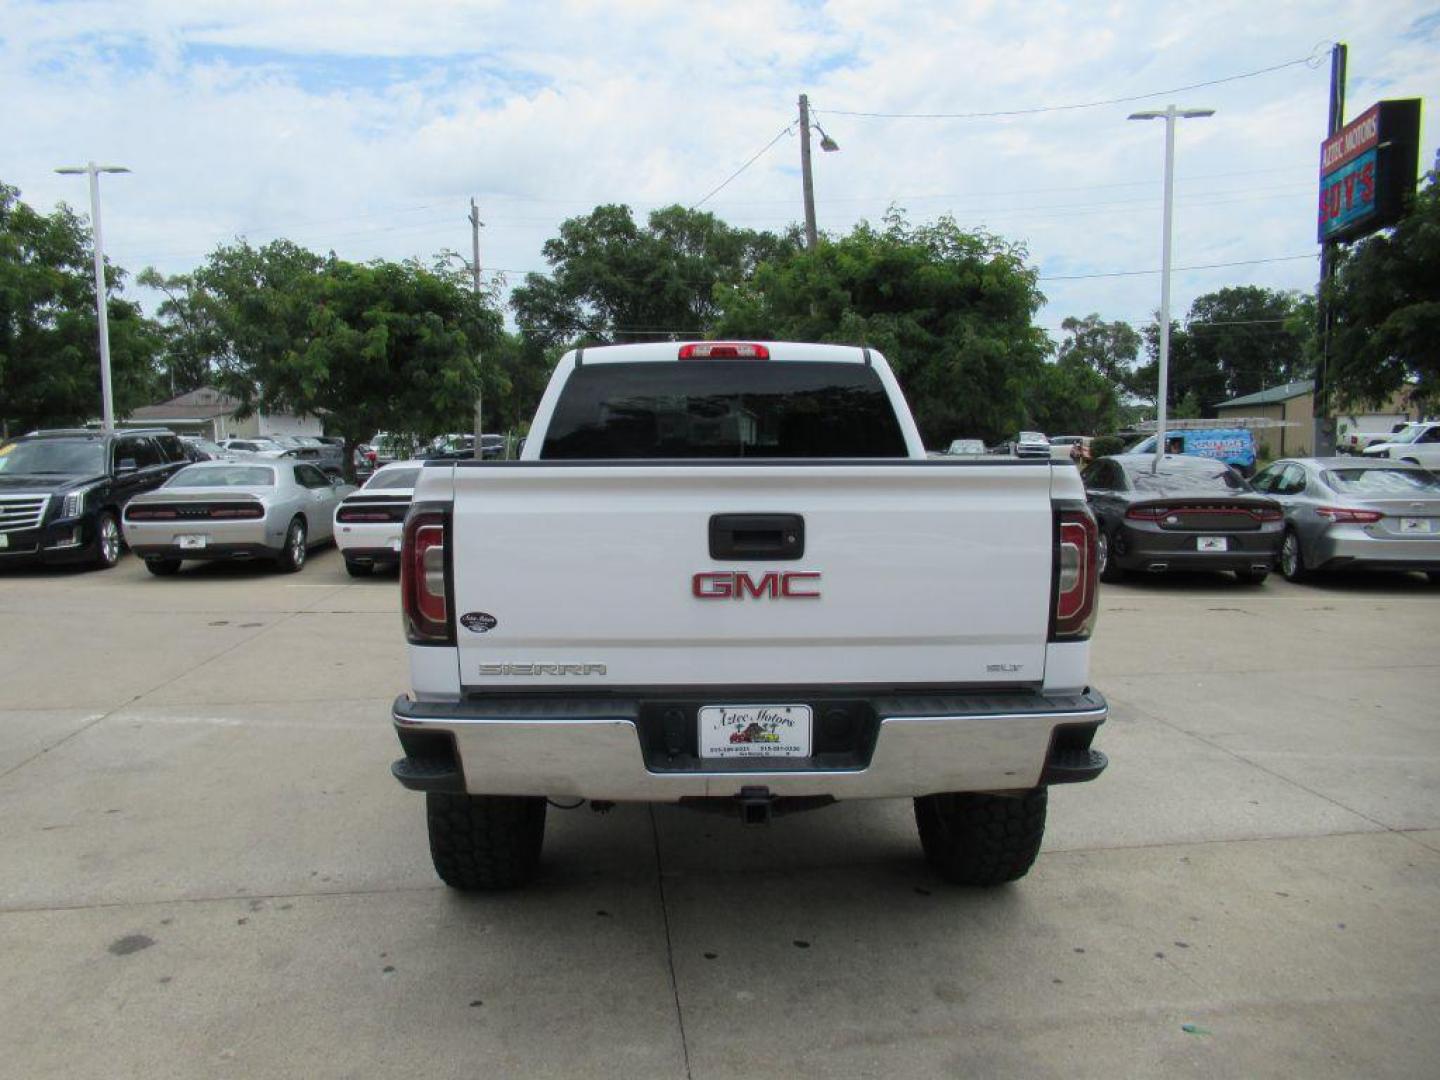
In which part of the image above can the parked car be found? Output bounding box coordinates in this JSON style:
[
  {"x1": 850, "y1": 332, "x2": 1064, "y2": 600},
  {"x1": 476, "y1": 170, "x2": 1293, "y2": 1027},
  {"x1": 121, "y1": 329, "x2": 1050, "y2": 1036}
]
[
  {"x1": 1339, "y1": 419, "x2": 1416, "y2": 455},
  {"x1": 178, "y1": 436, "x2": 232, "y2": 461},
  {"x1": 1084, "y1": 454, "x2": 1283, "y2": 583},
  {"x1": 333, "y1": 460, "x2": 422, "y2": 576},
  {"x1": 217, "y1": 437, "x2": 283, "y2": 455},
  {"x1": 368, "y1": 433, "x2": 417, "y2": 466},
  {"x1": 1250, "y1": 457, "x2": 1440, "y2": 583},
  {"x1": 945, "y1": 438, "x2": 987, "y2": 456},
  {"x1": 1126, "y1": 428, "x2": 1258, "y2": 477},
  {"x1": 1012, "y1": 431, "x2": 1051, "y2": 458},
  {"x1": 0, "y1": 428, "x2": 189, "y2": 569},
  {"x1": 122, "y1": 460, "x2": 354, "y2": 575},
  {"x1": 387, "y1": 340, "x2": 1107, "y2": 891},
  {"x1": 1361, "y1": 421, "x2": 1440, "y2": 468}
]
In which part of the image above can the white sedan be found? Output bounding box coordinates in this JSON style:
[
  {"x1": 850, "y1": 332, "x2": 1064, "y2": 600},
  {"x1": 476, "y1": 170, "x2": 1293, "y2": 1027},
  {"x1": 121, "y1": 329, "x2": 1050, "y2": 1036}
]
[{"x1": 333, "y1": 460, "x2": 423, "y2": 576}]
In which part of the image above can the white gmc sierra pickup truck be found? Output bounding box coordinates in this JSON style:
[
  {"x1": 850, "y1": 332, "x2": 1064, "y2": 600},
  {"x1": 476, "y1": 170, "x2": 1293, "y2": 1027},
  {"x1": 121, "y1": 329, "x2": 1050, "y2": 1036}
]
[{"x1": 390, "y1": 341, "x2": 1107, "y2": 889}]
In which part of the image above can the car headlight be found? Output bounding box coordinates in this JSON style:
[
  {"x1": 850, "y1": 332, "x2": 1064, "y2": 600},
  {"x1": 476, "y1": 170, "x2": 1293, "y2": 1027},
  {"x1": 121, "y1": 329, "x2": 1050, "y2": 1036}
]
[{"x1": 61, "y1": 484, "x2": 100, "y2": 518}]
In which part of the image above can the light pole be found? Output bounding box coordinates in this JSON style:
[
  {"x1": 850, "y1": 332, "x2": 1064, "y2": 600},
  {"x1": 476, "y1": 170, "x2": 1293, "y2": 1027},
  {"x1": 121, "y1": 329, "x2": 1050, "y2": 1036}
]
[
  {"x1": 1127, "y1": 106, "x2": 1213, "y2": 473},
  {"x1": 55, "y1": 162, "x2": 130, "y2": 432},
  {"x1": 798, "y1": 94, "x2": 840, "y2": 251}
]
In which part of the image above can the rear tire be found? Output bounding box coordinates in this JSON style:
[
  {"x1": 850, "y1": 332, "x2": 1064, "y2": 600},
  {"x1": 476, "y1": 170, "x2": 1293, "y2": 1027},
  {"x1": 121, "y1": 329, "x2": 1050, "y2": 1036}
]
[
  {"x1": 1233, "y1": 568, "x2": 1269, "y2": 585},
  {"x1": 914, "y1": 788, "x2": 1047, "y2": 886},
  {"x1": 145, "y1": 558, "x2": 182, "y2": 576},
  {"x1": 275, "y1": 517, "x2": 307, "y2": 573},
  {"x1": 426, "y1": 793, "x2": 547, "y2": 890},
  {"x1": 1280, "y1": 529, "x2": 1308, "y2": 583},
  {"x1": 1098, "y1": 529, "x2": 1126, "y2": 583},
  {"x1": 344, "y1": 559, "x2": 372, "y2": 578}
]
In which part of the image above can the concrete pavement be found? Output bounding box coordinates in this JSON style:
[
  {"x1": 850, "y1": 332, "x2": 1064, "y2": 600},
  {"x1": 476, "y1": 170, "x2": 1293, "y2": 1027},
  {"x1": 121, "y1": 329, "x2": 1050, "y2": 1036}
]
[{"x1": 1, "y1": 551, "x2": 1437, "y2": 1078}]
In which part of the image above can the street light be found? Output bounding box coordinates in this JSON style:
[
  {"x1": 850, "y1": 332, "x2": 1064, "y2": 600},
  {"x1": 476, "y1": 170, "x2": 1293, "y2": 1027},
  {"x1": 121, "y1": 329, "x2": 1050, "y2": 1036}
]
[
  {"x1": 1128, "y1": 106, "x2": 1213, "y2": 473},
  {"x1": 798, "y1": 94, "x2": 840, "y2": 250},
  {"x1": 55, "y1": 162, "x2": 131, "y2": 432}
]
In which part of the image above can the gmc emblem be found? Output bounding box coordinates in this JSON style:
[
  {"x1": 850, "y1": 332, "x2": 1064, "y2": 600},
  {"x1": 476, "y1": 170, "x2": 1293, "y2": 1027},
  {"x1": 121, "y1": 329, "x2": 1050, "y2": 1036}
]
[{"x1": 692, "y1": 571, "x2": 821, "y2": 600}]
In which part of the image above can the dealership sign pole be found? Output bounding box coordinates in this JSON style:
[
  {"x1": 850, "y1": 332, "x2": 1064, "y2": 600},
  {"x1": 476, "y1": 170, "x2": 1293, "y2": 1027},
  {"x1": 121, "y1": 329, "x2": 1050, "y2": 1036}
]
[{"x1": 1313, "y1": 42, "x2": 1422, "y2": 453}]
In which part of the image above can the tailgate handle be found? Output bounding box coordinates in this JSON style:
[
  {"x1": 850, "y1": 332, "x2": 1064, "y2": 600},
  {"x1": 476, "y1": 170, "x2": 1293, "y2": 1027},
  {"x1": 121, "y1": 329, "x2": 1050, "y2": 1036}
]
[{"x1": 709, "y1": 514, "x2": 804, "y2": 560}]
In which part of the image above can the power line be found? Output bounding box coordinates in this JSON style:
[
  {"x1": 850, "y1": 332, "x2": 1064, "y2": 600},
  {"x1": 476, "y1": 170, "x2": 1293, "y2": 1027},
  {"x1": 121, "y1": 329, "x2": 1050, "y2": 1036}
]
[
  {"x1": 690, "y1": 123, "x2": 795, "y2": 209},
  {"x1": 1038, "y1": 254, "x2": 1315, "y2": 281},
  {"x1": 818, "y1": 47, "x2": 1327, "y2": 119}
]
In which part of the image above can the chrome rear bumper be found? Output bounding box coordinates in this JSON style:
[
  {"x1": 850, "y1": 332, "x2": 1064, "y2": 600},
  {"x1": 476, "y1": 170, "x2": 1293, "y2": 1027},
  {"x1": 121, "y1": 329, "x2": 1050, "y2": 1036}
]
[{"x1": 391, "y1": 689, "x2": 1108, "y2": 801}]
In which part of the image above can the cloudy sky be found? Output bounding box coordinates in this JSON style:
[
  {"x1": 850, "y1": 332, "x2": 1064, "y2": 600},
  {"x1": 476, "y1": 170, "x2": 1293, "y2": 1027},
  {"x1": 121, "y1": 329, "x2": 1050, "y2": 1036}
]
[{"x1": 3, "y1": 0, "x2": 1436, "y2": 342}]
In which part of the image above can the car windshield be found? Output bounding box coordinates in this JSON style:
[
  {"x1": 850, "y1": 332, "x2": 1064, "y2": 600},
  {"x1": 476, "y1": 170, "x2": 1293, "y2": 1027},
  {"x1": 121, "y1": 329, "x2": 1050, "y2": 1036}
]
[
  {"x1": 1324, "y1": 468, "x2": 1440, "y2": 495},
  {"x1": 0, "y1": 439, "x2": 105, "y2": 475},
  {"x1": 190, "y1": 440, "x2": 223, "y2": 454},
  {"x1": 365, "y1": 467, "x2": 421, "y2": 490},
  {"x1": 1128, "y1": 465, "x2": 1246, "y2": 493},
  {"x1": 166, "y1": 465, "x2": 276, "y2": 487}
]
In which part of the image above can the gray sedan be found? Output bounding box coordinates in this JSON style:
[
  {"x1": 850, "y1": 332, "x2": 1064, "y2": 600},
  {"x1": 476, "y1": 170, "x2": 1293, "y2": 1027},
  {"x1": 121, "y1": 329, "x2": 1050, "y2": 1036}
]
[
  {"x1": 1250, "y1": 457, "x2": 1440, "y2": 582},
  {"x1": 121, "y1": 461, "x2": 355, "y2": 576}
]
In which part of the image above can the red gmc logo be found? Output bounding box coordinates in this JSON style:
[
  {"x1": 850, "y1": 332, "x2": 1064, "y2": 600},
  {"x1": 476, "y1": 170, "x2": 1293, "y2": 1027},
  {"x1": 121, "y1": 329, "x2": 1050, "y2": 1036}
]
[{"x1": 692, "y1": 571, "x2": 821, "y2": 600}]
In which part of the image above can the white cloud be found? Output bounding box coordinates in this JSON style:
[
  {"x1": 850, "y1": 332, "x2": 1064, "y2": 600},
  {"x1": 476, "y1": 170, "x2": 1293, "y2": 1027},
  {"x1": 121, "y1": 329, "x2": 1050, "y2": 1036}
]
[{"x1": 2, "y1": 0, "x2": 1436, "y2": 345}]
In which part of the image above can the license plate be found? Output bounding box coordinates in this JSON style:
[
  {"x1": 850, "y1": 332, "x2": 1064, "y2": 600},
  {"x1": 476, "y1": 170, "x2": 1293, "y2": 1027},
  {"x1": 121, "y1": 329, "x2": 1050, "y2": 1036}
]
[
  {"x1": 698, "y1": 704, "x2": 812, "y2": 759},
  {"x1": 1400, "y1": 518, "x2": 1430, "y2": 533},
  {"x1": 177, "y1": 534, "x2": 208, "y2": 550},
  {"x1": 1197, "y1": 536, "x2": 1228, "y2": 552}
]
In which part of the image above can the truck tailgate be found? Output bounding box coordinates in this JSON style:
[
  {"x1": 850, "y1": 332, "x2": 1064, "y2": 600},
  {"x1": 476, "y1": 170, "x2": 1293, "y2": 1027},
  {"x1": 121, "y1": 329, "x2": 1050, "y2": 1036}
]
[{"x1": 447, "y1": 463, "x2": 1055, "y2": 690}]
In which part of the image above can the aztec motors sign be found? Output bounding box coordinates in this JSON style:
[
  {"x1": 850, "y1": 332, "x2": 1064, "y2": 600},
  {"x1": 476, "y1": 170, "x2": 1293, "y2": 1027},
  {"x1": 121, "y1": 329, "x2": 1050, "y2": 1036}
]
[{"x1": 1318, "y1": 99, "x2": 1422, "y2": 244}]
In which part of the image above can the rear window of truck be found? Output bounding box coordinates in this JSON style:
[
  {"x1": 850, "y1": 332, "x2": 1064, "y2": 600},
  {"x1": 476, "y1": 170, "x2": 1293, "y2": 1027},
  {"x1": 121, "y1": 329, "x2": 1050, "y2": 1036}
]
[{"x1": 540, "y1": 361, "x2": 908, "y2": 459}]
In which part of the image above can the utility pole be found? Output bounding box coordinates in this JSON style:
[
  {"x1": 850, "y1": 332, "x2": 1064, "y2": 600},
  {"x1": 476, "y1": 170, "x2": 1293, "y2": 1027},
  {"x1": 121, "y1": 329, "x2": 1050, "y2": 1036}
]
[
  {"x1": 1313, "y1": 43, "x2": 1347, "y2": 458},
  {"x1": 799, "y1": 94, "x2": 818, "y2": 250},
  {"x1": 55, "y1": 162, "x2": 130, "y2": 431},
  {"x1": 469, "y1": 197, "x2": 485, "y2": 457}
]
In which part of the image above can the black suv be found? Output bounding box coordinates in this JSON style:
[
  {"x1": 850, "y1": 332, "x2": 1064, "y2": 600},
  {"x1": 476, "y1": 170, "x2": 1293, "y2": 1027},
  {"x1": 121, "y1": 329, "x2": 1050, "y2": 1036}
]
[{"x1": 0, "y1": 429, "x2": 190, "y2": 569}]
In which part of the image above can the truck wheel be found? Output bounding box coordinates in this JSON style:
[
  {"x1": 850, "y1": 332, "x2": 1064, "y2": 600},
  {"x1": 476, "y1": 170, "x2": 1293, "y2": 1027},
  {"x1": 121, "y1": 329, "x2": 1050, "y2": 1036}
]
[
  {"x1": 914, "y1": 788, "x2": 1047, "y2": 886},
  {"x1": 426, "y1": 793, "x2": 546, "y2": 890}
]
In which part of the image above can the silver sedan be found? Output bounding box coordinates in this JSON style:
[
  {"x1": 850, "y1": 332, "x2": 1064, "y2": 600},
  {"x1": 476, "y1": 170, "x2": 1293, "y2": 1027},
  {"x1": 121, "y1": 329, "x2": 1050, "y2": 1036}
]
[
  {"x1": 121, "y1": 460, "x2": 355, "y2": 576},
  {"x1": 1250, "y1": 457, "x2": 1440, "y2": 582}
]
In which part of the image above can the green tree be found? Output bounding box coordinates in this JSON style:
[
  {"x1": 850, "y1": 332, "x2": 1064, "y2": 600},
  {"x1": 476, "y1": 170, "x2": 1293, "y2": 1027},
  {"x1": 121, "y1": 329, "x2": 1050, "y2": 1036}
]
[
  {"x1": 0, "y1": 182, "x2": 160, "y2": 436},
  {"x1": 1326, "y1": 176, "x2": 1439, "y2": 410},
  {"x1": 511, "y1": 204, "x2": 793, "y2": 347},
  {"x1": 190, "y1": 240, "x2": 504, "y2": 477},
  {"x1": 136, "y1": 267, "x2": 225, "y2": 396},
  {"x1": 1185, "y1": 286, "x2": 1312, "y2": 403},
  {"x1": 1025, "y1": 356, "x2": 1122, "y2": 435},
  {"x1": 1057, "y1": 313, "x2": 1141, "y2": 383},
  {"x1": 715, "y1": 211, "x2": 1049, "y2": 446}
]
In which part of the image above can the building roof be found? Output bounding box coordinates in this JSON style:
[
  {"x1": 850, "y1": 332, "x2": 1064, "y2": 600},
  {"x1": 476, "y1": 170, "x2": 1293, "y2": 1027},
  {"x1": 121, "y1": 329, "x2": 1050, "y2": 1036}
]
[
  {"x1": 1216, "y1": 379, "x2": 1315, "y2": 409},
  {"x1": 127, "y1": 387, "x2": 241, "y2": 421}
]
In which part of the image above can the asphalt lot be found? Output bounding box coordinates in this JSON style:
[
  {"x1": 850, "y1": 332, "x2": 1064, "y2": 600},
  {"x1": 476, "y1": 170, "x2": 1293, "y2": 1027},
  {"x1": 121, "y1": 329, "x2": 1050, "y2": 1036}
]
[{"x1": 1, "y1": 550, "x2": 1438, "y2": 1079}]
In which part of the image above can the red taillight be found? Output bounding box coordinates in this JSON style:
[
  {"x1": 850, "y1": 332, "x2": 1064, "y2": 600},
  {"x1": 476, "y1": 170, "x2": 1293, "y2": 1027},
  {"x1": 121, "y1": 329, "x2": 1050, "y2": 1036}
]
[
  {"x1": 209, "y1": 505, "x2": 263, "y2": 519},
  {"x1": 1249, "y1": 506, "x2": 1283, "y2": 522},
  {"x1": 337, "y1": 506, "x2": 403, "y2": 523},
  {"x1": 1316, "y1": 506, "x2": 1383, "y2": 524},
  {"x1": 401, "y1": 508, "x2": 451, "y2": 644},
  {"x1": 127, "y1": 507, "x2": 178, "y2": 520},
  {"x1": 1125, "y1": 505, "x2": 1168, "y2": 521},
  {"x1": 678, "y1": 342, "x2": 770, "y2": 360},
  {"x1": 1053, "y1": 508, "x2": 1098, "y2": 640}
]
